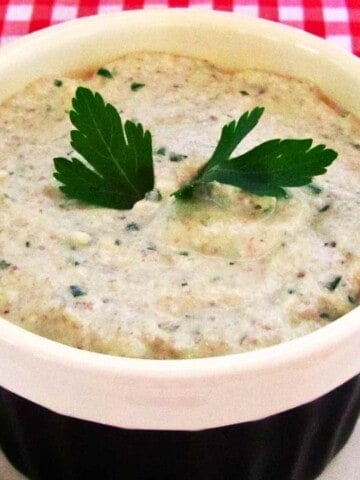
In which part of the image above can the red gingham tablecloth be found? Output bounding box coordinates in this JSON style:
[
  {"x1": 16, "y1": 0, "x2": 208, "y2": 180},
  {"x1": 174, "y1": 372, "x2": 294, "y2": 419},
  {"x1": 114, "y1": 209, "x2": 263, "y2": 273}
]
[{"x1": 0, "y1": 0, "x2": 359, "y2": 57}]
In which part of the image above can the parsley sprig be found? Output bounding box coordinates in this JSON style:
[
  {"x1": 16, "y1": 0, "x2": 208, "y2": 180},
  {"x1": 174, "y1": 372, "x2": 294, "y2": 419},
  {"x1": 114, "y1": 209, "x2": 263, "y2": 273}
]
[
  {"x1": 53, "y1": 87, "x2": 154, "y2": 209},
  {"x1": 54, "y1": 87, "x2": 338, "y2": 209},
  {"x1": 172, "y1": 107, "x2": 337, "y2": 199}
]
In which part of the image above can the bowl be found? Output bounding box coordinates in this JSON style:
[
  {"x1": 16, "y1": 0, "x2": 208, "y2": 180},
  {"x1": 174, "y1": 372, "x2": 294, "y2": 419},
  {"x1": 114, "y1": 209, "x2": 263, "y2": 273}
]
[{"x1": 0, "y1": 9, "x2": 359, "y2": 480}]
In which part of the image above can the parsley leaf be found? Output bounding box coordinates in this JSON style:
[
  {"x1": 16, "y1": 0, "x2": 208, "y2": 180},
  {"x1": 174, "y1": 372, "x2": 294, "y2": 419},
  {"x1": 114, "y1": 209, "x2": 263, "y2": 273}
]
[
  {"x1": 206, "y1": 107, "x2": 265, "y2": 169},
  {"x1": 172, "y1": 108, "x2": 337, "y2": 199},
  {"x1": 53, "y1": 87, "x2": 154, "y2": 209}
]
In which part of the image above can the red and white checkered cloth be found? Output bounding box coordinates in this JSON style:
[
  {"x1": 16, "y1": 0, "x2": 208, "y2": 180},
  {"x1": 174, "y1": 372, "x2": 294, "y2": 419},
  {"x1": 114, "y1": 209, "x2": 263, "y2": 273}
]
[{"x1": 0, "y1": 1, "x2": 359, "y2": 56}]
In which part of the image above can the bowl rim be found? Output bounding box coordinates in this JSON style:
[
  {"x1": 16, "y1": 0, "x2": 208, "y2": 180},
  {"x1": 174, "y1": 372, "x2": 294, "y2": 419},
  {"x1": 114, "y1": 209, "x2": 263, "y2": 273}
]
[{"x1": 0, "y1": 8, "x2": 359, "y2": 430}]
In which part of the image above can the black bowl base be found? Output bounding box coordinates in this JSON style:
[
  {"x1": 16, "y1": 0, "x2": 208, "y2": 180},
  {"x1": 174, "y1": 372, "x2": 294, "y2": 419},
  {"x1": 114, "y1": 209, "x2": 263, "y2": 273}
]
[{"x1": 0, "y1": 375, "x2": 359, "y2": 480}]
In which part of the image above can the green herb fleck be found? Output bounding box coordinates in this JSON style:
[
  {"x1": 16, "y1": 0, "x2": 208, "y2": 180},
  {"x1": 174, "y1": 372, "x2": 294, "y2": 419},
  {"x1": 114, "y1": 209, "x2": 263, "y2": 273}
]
[
  {"x1": 325, "y1": 276, "x2": 342, "y2": 291},
  {"x1": 348, "y1": 295, "x2": 356, "y2": 305},
  {"x1": 319, "y1": 204, "x2": 330, "y2": 212},
  {"x1": 97, "y1": 68, "x2": 113, "y2": 79},
  {"x1": 324, "y1": 241, "x2": 336, "y2": 248},
  {"x1": 240, "y1": 90, "x2": 249, "y2": 96},
  {"x1": 172, "y1": 107, "x2": 337, "y2": 200},
  {"x1": 0, "y1": 260, "x2": 11, "y2": 269},
  {"x1": 25, "y1": 241, "x2": 31, "y2": 248},
  {"x1": 53, "y1": 79, "x2": 63, "y2": 87},
  {"x1": 179, "y1": 251, "x2": 189, "y2": 256},
  {"x1": 114, "y1": 239, "x2": 121, "y2": 246},
  {"x1": 211, "y1": 276, "x2": 220, "y2": 282},
  {"x1": 69, "y1": 285, "x2": 87, "y2": 297},
  {"x1": 156, "y1": 147, "x2": 166, "y2": 156},
  {"x1": 319, "y1": 312, "x2": 330, "y2": 319},
  {"x1": 53, "y1": 87, "x2": 154, "y2": 209},
  {"x1": 131, "y1": 82, "x2": 145, "y2": 92},
  {"x1": 307, "y1": 184, "x2": 322, "y2": 194},
  {"x1": 170, "y1": 153, "x2": 188, "y2": 162},
  {"x1": 126, "y1": 222, "x2": 140, "y2": 232}
]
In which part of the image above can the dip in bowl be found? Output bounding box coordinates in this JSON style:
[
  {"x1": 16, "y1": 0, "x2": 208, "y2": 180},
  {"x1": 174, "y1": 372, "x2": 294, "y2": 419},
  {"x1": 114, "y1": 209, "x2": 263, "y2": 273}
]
[{"x1": 0, "y1": 9, "x2": 359, "y2": 480}]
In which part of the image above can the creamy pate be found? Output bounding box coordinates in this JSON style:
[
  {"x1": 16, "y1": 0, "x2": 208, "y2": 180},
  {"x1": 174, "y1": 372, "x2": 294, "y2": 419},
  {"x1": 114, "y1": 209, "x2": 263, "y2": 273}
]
[{"x1": 0, "y1": 53, "x2": 359, "y2": 358}]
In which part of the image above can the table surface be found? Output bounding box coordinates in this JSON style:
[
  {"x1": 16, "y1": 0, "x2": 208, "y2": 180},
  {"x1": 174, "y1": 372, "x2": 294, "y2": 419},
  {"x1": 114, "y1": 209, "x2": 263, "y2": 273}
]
[{"x1": 0, "y1": 1, "x2": 359, "y2": 479}]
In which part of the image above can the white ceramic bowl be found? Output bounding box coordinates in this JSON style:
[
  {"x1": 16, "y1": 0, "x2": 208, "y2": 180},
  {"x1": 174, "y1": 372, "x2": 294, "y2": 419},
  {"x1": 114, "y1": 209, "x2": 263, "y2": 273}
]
[{"x1": 0, "y1": 9, "x2": 359, "y2": 480}]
